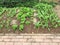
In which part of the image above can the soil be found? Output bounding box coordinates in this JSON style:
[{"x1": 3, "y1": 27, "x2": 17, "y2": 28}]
[
  {"x1": 1, "y1": 23, "x2": 60, "y2": 34},
  {"x1": 0, "y1": 5, "x2": 60, "y2": 34}
]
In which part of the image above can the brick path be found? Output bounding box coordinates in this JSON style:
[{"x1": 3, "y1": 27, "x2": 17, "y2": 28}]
[{"x1": 0, "y1": 34, "x2": 60, "y2": 45}]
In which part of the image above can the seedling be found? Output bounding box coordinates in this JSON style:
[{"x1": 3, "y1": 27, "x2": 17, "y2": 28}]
[
  {"x1": 12, "y1": 24, "x2": 18, "y2": 30},
  {"x1": 19, "y1": 24, "x2": 24, "y2": 31},
  {"x1": 25, "y1": 21, "x2": 31, "y2": 25}
]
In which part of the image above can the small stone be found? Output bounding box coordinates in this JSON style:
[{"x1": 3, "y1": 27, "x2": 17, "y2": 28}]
[
  {"x1": 33, "y1": 18, "x2": 37, "y2": 24},
  {"x1": 10, "y1": 20, "x2": 17, "y2": 25},
  {"x1": 32, "y1": 32, "x2": 34, "y2": 34},
  {"x1": 34, "y1": 13, "x2": 38, "y2": 16},
  {"x1": 16, "y1": 9, "x2": 20, "y2": 13}
]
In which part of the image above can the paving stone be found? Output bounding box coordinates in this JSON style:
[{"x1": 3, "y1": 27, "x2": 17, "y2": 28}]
[
  {"x1": 52, "y1": 39, "x2": 60, "y2": 42},
  {"x1": 0, "y1": 42, "x2": 5, "y2": 45},
  {"x1": 23, "y1": 43, "x2": 31, "y2": 45},
  {"x1": 35, "y1": 38, "x2": 44, "y2": 42},
  {"x1": 40, "y1": 43, "x2": 50, "y2": 45},
  {"x1": 16, "y1": 36, "x2": 23, "y2": 39},
  {"x1": 0, "y1": 38, "x2": 4, "y2": 41},
  {"x1": 2, "y1": 36, "x2": 9, "y2": 39},
  {"x1": 11, "y1": 39, "x2": 26, "y2": 42},
  {"x1": 43, "y1": 39, "x2": 52, "y2": 43},
  {"x1": 49, "y1": 43, "x2": 59, "y2": 45},
  {"x1": 32, "y1": 43, "x2": 40, "y2": 45},
  {"x1": 14, "y1": 42, "x2": 23, "y2": 45},
  {"x1": 8, "y1": 36, "x2": 16, "y2": 39},
  {"x1": 3, "y1": 39, "x2": 11, "y2": 42},
  {"x1": 32, "y1": 36, "x2": 46, "y2": 39},
  {"x1": 24, "y1": 36, "x2": 31, "y2": 39},
  {"x1": 0, "y1": 34, "x2": 60, "y2": 45},
  {"x1": 5, "y1": 42, "x2": 13, "y2": 45},
  {"x1": 46, "y1": 36, "x2": 55, "y2": 39}
]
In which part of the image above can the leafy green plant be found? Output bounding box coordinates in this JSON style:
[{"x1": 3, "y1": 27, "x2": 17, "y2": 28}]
[
  {"x1": 20, "y1": 18, "x2": 26, "y2": 24},
  {"x1": 12, "y1": 24, "x2": 18, "y2": 30},
  {"x1": 17, "y1": 7, "x2": 33, "y2": 20},
  {"x1": 0, "y1": 16, "x2": 3, "y2": 19},
  {"x1": 5, "y1": 19, "x2": 11, "y2": 29},
  {"x1": 19, "y1": 7, "x2": 33, "y2": 17},
  {"x1": 25, "y1": 21, "x2": 31, "y2": 25},
  {"x1": 35, "y1": 21, "x2": 41, "y2": 28},
  {"x1": 0, "y1": 24, "x2": 3, "y2": 29},
  {"x1": 16, "y1": 7, "x2": 34, "y2": 29},
  {"x1": 16, "y1": 12, "x2": 23, "y2": 20},
  {"x1": 19, "y1": 24, "x2": 24, "y2": 31},
  {"x1": 34, "y1": 3, "x2": 60, "y2": 30},
  {"x1": 0, "y1": 7, "x2": 5, "y2": 15},
  {"x1": 7, "y1": 8, "x2": 16, "y2": 18}
]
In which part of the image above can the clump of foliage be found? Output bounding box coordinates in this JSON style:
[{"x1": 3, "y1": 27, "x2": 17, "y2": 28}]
[
  {"x1": 25, "y1": 21, "x2": 31, "y2": 25},
  {"x1": 17, "y1": 7, "x2": 33, "y2": 20},
  {"x1": 19, "y1": 24, "x2": 24, "y2": 31},
  {"x1": 16, "y1": 7, "x2": 34, "y2": 31},
  {"x1": 12, "y1": 24, "x2": 18, "y2": 30},
  {"x1": 17, "y1": 7, "x2": 33, "y2": 24},
  {"x1": 34, "y1": 3, "x2": 60, "y2": 30},
  {"x1": 0, "y1": 24, "x2": 3, "y2": 29},
  {"x1": 7, "y1": 8, "x2": 16, "y2": 18},
  {"x1": 0, "y1": 7, "x2": 5, "y2": 15}
]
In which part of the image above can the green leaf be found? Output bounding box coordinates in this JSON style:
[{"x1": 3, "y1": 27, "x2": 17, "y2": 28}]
[
  {"x1": 12, "y1": 24, "x2": 18, "y2": 30},
  {"x1": 19, "y1": 25, "x2": 24, "y2": 31},
  {"x1": 25, "y1": 21, "x2": 30, "y2": 25}
]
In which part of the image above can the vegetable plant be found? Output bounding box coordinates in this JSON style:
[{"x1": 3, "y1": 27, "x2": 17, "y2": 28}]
[
  {"x1": 19, "y1": 24, "x2": 24, "y2": 31},
  {"x1": 34, "y1": 3, "x2": 60, "y2": 30},
  {"x1": 7, "y1": 8, "x2": 16, "y2": 18},
  {"x1": 0, "y1": 24, "x2": 3, "y2": 29},
  {"x1": 12, "y1": 24, "x2": 18, "y2": 30},
  {"x1": 25, "y1": 21, "x2": 31, "y2": 25},
  {"x1": 0, "y1": 7, "x2": 5, "y2": 15}
]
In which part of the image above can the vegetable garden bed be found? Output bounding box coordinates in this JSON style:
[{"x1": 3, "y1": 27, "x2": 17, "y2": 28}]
[{"x1": 0, "y1": 0, "x2": 60, "y2": 34}]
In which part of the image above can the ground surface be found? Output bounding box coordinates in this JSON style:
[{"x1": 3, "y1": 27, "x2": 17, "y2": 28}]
[{"x1": 0, "y1": 34, "x2": 60, "y2": 45}]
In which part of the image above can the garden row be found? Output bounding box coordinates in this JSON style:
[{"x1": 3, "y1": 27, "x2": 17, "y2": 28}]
[{"x1": 0, "y1": 2, "x2": 60, "y2": 31}]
